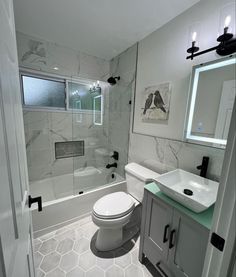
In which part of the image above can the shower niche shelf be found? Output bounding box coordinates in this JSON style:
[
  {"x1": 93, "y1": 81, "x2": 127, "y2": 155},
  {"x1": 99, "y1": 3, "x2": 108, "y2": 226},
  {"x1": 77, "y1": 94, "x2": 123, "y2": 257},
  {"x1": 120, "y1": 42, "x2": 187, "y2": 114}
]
[{"x1": 55, "y1": 140, "x2": 84, "y2": 159}]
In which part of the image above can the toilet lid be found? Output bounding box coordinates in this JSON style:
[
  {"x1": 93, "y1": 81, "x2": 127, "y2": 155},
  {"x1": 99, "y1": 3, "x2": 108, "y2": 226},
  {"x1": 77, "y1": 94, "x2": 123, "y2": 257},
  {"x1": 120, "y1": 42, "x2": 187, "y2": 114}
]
[{"x1": 93, "y1": 192, "x2": 135, "y2": 219}]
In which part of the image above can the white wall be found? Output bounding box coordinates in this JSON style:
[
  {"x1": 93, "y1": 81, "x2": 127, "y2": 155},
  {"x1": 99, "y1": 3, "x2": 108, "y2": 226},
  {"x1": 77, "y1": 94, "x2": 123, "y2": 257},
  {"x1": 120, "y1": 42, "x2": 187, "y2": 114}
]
[
  {"x1": 127, "y1": 0, "x2": 231, "y2": 181},
  {"x1": 133, "y1": 0, "x2": 234, "y2": 140}
]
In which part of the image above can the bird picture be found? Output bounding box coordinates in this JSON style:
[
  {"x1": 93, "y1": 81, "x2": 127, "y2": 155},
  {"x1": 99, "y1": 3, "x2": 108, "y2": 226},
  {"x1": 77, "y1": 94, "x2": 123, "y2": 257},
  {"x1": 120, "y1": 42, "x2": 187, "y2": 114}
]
[
  {"x1": 154, "y1": 90, "x2": 166, "y2": 113},
  {"x1": 143, "y1": 93, "x2": 153, "y2": 114},
  {"x1": 141, "y1": 82, "x2": 171, "y2": 123}
]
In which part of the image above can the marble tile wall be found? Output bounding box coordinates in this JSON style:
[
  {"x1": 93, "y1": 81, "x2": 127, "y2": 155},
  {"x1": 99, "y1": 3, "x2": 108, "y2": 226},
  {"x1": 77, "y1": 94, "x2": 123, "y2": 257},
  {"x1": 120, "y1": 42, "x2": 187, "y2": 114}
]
[
  {"x1": 16, "y1": 31, "x2": 110, "y2": 81},
  {"x1": 108, "y1": 45, "x2": 137, "y2": 176},
  {"x1": 24, "y1": 109, "x2": 109, "y2": 182},
  {"x1": 18, "y1": 32, "x2": 111, "y2": 182},
  {"x1": 128, "y1": 134, "x2": 225, "y2": 181}
]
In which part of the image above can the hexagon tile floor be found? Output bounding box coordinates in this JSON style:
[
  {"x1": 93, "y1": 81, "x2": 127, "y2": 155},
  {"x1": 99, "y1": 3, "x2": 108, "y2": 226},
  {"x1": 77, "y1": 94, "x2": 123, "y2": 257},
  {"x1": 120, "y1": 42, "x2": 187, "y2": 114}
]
[{"x1": 34, "y1": 215, "x2": 161, "y2": 277}]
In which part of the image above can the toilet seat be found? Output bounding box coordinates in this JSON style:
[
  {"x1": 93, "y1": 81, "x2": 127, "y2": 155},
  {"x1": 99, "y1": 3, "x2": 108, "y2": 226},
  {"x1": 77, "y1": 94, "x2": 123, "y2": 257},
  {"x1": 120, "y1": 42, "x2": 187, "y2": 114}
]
[{"x1": 93, "y1": 192, "x2": 135, "y2": 219}]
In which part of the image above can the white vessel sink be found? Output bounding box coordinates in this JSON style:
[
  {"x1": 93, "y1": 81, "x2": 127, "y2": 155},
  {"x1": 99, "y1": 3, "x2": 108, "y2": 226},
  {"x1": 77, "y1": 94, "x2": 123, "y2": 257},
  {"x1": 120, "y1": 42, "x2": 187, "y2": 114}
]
[{"x1": 154, "y1": 169, "x2": 219, "y2": 213}]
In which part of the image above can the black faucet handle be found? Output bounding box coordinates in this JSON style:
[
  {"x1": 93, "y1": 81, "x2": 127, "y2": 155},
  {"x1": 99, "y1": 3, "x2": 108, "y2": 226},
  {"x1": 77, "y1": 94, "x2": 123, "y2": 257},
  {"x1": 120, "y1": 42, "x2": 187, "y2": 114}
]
[
  {"x1": 197, "y1": 156, "x2": 209, "y2": 178},
  {"x1": 106, "y1": 163, "x2": 118, "y2": 169},
  {"x1": 111, "y1": 151, "x2": 119, "y2": 161}
]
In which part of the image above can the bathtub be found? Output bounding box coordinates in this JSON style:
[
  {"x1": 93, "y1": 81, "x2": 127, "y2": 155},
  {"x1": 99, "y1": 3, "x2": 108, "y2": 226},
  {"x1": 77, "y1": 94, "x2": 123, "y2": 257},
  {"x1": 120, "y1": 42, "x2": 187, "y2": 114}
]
[{"x1": 30, "y1": 170, "x2": 126, "y2": 237}]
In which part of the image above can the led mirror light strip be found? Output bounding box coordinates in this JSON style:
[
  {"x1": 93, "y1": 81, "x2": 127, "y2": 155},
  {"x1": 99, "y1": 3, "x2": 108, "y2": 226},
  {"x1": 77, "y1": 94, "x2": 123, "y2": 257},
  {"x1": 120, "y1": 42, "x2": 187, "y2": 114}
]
[
  {"x1": 186, "y1": 56, "x2": 235, "y2": 145},
  {"x1": 93, "y1": 95, "x2": 103, "y2": 126}
]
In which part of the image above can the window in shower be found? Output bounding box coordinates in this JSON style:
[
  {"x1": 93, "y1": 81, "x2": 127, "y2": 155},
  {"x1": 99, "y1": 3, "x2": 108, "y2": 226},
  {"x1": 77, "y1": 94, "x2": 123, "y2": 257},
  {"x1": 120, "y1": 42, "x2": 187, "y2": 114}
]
[
  {"x1": 20, "y1": 72, "x2": 103, "y2": 117},
  {"x1": 67, "y1": 81, "x2": 102, "y2": 111},
  {"x1": 21, "y1": 74, "x2": 66, "y2": 109}
]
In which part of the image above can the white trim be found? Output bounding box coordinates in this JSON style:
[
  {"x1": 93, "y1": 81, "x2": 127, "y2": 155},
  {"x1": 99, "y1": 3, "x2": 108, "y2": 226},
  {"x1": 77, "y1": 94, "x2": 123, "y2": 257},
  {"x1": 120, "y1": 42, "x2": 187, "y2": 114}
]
[
  {"x1": 20, "y1": 68, "x2": 105, "y2": 114},
  {"x1": 19, "y1": 66, "x2": 100, "y2": 85},
  {"x1": 0, "y1": 236, "x2": 6, "y2": 277},
  {"x1": 186, "y1": 56, "x2": 236, "y2": 147},
  {"x1": 23, "y1": 107, "x2": 95, "y2": 115},
  {"x1": 202, "y1": 100, "x2": 236, "y2": 277}
]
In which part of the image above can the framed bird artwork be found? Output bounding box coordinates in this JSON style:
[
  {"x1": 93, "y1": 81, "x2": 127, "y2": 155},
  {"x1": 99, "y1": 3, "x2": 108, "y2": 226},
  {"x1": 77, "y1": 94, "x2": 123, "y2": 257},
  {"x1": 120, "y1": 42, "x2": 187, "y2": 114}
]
[{"x1": 141, "y1": 82, "x2": 172, "y2": 123}]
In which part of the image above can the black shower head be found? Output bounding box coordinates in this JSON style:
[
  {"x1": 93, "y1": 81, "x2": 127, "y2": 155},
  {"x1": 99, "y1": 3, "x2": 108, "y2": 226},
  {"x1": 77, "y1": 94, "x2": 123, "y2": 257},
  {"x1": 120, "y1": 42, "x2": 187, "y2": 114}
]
[{"x1": 107, "y1": 76, "x2": 120, "y2": 86}]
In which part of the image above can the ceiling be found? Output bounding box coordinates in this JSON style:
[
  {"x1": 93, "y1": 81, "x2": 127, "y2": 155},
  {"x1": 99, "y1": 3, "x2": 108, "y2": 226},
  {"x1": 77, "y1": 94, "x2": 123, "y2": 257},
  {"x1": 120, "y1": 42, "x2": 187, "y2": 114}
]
[{"x1": 13, "y1": 0, "x2": 199, "y2": 60}]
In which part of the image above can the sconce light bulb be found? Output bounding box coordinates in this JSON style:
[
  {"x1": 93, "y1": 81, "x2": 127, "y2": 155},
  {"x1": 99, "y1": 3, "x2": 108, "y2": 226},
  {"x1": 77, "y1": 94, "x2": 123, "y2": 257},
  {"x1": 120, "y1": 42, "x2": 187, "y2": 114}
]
[
  {"x1": 89, "y1": 85, "x2": 92, "y2": 89},
  {"x1": 97, "y1": 80, "x2": 100, "y2": 86},
  {"x1": 192, "y1": 31, "x2": 197, "y2": 42},
  {"x1": 93, "y1": 82, "x2": 96, "y2": 87},
  {"x1": 224, "y1": 15, "x2": 231, "y2": 28}
]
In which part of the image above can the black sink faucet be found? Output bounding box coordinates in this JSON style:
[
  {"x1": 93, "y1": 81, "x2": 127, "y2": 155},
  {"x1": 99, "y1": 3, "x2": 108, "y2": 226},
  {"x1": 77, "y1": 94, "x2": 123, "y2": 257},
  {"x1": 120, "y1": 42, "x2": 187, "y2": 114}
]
[
  {"x1": 197, "y1": 156, "x2": 209, "y2": 178},
  {"x1": 106, "y1": 163, "x2": 117, "y2": 169}
]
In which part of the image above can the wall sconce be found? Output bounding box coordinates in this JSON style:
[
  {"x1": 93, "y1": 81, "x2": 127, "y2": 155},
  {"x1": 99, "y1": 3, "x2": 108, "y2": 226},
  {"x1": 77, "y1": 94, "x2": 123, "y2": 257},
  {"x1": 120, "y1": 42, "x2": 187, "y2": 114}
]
[
  {"x1": 89, "y1": 80, "x2": 101, "y2": 93},
  {"x1": 187, "y1": 11, "x2": 236, "y2": 60},
  {"x1": 187, "y1": 31, "x2": 200, "y2": 58}
]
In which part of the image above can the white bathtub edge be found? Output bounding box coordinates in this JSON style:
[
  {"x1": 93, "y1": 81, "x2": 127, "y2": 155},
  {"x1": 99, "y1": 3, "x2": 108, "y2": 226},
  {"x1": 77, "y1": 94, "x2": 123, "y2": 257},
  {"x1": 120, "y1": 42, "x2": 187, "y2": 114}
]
[
  {"x1": 32, "y1": 181, "x2": 127, "y2": 238},
  {"x1": 33, "y1": 212, "x2": 91, "y2": 238}
]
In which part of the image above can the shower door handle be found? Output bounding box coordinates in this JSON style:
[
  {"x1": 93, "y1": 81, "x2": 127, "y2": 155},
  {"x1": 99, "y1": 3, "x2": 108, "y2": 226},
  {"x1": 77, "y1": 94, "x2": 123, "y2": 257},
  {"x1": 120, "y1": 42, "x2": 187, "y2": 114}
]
[{"x1": 28, "y1": 195, "x2": 42, "y2": 212}]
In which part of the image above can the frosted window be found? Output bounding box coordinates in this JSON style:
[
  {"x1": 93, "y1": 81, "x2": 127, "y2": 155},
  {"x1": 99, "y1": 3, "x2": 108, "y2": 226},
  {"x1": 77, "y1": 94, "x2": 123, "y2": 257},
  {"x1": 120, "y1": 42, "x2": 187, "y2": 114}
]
[
  {"x1": 68, "y1": 82, "x2": 101, "y2": 111},
  {"x1": 22, "y1": 75, "x2": 66, "y2": 108}
]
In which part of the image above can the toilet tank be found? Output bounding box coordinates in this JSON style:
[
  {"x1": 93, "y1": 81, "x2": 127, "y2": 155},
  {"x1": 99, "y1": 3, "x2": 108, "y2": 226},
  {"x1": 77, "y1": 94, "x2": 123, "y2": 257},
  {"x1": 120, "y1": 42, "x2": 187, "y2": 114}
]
[{"x1": 125, "y1": 163, "x2": 160, "y2": 201}]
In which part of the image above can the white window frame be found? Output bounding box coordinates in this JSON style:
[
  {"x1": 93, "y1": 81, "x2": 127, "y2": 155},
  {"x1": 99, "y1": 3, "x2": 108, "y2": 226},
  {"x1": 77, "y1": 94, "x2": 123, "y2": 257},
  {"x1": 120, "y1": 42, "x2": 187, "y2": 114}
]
[
  {"x1": 20, "y1": 71, "x2": 67, "y2": 111},
  {"x1": 20, "y1": 69, "x2": 103, "y2": 117}
]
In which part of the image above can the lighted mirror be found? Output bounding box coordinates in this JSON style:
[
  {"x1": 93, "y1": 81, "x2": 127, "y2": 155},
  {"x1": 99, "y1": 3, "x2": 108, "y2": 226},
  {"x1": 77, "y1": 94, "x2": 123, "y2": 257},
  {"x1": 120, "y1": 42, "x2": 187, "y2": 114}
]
[
  {"x1": 93, "y1": 95, "x2": 103, "y2": 125},
  {"x1": 186, "y1": 55, "x2": 236, "y2": 148}
]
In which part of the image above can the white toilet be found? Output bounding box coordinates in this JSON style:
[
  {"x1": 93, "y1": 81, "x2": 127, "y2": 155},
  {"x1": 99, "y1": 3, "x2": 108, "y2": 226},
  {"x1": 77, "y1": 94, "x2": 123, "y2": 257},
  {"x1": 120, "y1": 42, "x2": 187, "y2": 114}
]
[{"x1": 92, "y1": 162, "x2": 160, "y2": 251}]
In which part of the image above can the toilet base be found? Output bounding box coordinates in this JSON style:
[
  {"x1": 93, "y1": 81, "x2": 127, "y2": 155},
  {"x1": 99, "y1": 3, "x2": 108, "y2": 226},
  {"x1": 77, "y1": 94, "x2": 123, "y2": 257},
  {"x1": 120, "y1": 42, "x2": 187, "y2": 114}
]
[{"x1": 95, "y1": 224, "x2": 139, "y2": 252}]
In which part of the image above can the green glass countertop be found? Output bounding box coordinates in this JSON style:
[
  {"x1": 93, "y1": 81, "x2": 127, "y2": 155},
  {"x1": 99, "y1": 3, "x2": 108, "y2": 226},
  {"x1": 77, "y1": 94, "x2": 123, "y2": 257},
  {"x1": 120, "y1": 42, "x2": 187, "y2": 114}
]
[{"x1": 145, "y1": 182, "x2": 214, "y2": 230}]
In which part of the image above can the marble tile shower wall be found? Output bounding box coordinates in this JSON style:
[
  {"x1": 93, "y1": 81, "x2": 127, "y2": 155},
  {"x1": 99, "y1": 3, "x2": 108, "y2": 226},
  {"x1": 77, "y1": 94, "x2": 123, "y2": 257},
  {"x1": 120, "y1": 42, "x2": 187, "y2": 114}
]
[
  {"x1": 108, "y1": 45, "x2": 137, "y2": 176},
  {"x1": 24, "y1": 110, "x2": 109, "y2": 182},
  {"x1": 16, "y1": 31, "x2": 110, "y2": 81},
  {"x1": 18, "y1": 31, "x2": 111, "y2": 182}
]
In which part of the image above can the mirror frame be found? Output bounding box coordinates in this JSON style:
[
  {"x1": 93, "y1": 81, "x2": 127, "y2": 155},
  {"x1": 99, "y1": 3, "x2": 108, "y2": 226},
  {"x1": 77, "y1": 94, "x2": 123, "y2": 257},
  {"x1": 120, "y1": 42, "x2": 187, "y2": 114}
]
[{"x1": 185, "y1": 55, "x2": 236, "y2": 147}]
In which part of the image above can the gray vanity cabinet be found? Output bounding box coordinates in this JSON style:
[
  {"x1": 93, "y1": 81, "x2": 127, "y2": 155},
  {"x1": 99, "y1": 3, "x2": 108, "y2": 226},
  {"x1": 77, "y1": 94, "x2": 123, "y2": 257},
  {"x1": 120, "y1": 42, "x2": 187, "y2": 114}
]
[
  {"x1": 139, "y1": 190, "x2": 209, "y2": 277},
  {"x1": 142, "y1": 192, "x2": 172, "y2": 263},
  {"x1": 168, "y1": 210, "x2": 209, "y2": 277}
]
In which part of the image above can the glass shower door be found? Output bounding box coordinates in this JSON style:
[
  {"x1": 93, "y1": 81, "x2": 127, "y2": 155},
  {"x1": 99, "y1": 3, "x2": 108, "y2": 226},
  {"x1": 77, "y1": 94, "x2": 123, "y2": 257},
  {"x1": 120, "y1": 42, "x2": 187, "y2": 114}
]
[{"x1": 69, "y1": 78, "x2": 109, "y2": 195}]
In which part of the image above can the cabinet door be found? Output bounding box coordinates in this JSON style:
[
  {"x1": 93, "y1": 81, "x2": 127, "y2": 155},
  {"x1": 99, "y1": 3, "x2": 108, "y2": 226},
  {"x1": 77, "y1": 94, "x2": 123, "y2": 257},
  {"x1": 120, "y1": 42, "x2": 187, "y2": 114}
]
[
  {"x1": 168, "y1": 210, "x2": 209, "y2": 277},
  {"x1": 143, "y1": 194, "x2": 173, "y2": 265}
]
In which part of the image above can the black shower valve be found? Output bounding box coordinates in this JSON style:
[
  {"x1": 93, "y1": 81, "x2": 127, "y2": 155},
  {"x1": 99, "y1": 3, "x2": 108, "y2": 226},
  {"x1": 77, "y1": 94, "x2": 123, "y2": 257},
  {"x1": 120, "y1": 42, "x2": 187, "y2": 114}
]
[{"x1": 111, "y1": 151, "x2": 119, "y2": 161}]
